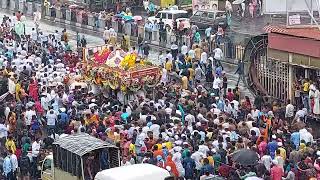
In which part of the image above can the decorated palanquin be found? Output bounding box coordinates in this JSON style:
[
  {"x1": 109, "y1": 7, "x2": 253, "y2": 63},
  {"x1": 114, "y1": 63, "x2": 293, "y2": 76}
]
[{"x1": 82, "y1": 45, "x2": 161, "y2": 92}]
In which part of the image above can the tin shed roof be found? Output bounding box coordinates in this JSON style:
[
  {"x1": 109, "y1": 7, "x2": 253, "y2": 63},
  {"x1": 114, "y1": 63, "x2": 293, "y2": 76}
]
[
  {"x1": 264, "y1": 25, "x2": 320, "y2": 40},
  {"x1": 53, "y1": 134, "x2": 117, "y2": 156}
]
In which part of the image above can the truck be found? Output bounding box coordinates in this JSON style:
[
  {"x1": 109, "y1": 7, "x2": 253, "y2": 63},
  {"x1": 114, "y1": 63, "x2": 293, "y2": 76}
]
[{"x1": 41, "y1": 133, "x2": 120, "y2": 180}]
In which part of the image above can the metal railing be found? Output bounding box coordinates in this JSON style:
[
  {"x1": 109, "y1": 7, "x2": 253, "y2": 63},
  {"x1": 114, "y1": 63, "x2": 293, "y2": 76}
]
[{"x1": 42, "y1": 7, "x2": 245, "y2": 62}]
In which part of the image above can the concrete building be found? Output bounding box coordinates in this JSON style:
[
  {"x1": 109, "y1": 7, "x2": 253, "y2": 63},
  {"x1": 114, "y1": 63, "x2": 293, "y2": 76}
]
[{"x1": 249, "y1": 25, "x2": 320, "y2": 102}]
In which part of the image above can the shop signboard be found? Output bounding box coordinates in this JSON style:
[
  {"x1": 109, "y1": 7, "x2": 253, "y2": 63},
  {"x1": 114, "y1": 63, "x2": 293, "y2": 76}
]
[{"x1": 192, "y1": 0, "x2": 218, "y2": 13}]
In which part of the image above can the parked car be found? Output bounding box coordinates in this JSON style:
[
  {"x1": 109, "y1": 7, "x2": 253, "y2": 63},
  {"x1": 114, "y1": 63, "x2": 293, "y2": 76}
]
[
  {"x1": 147, "y1": 9, "x2": 190, "y2": 31},
  {"x1": 190, "y1": 10, "x2": 228, "y2": 30}
]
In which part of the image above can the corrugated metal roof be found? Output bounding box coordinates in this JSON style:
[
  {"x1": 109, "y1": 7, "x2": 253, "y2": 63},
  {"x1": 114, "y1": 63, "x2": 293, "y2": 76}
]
[
  {"x1": 53, "y1": 134, "x2": 118, "y2": 156},
  {"x1": 263, "y1": 25, "x2": 320, "y2": 40}
]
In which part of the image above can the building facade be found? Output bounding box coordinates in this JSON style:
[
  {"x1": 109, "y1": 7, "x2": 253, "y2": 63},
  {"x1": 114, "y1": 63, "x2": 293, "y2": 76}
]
[{"x1": 252, "y1": 25, "x2": 320, "y2": 102}]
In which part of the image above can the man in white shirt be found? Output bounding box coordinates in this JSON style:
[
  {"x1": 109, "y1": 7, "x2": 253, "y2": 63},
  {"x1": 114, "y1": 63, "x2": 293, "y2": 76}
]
[
  {"x1": 285, "y1": 99, "x2": 294, "y2": 121},
  {"x1": 31, "y1": 138, "x2": 40, "y2": 177},
  {"x1": 166, "y1": 50, "x2": 173, "y2": 61},
  {"x1": 54, "y1": 30, "x2": 61, "y2": 42},
  {"x1": 31, "y1": 28, "x2": 38, "y2": 41},
  {"x1": 188, "y1": 49, "x2": 195, "y2": 59},
  {"x1": 191, "y1": 147, "x2": 206, "y2": 171},
  {"x1": 299, "y1": 128, "x2": 313, "y2": 144},
  {"x1": 46, "y1": 109, "x2": 57, "y2": 135},
  {"x1": 165, "y1": 103, "x2": 173, "y2": 116},
  {"x1": 198, "y1": 142, "x2": 209, "y2": 156},
  {"x1": 11, "y1": 13, "x2": 18, "y2": 26},
  {"x1": 200, "y1": 51, "x2": 207, "y2": 67},
  {"x1": 103, "y1": 28, "x2": 110, "y2": 44},
  {"x1": 261, "y1": 153, "x2": 272, "y2": 171},
  {"x1": 213, "y1": 47, "x2": 223, "y2": 60},
  {"x1": 10, "y1": 150, "x2": 18, "y2": 177},
  {"x1": 213, "y1": 46, "x2": 223, "y2": 67},
  {"x1": 0, "y1": 121, "x2": 9, "y2": 146},
  {"x1": 160, "y1": 67, "x2": 168, "y2": 85},
  {"x1": 181, "y1": 43, "x2": 188, "y2": 56},
  {"x1": 158, "y1": 51, "x2": 165, "y2": 66},
  {"x1": 212, "y1": 76, "x2": 222, "y2": 96},
  {"x1": 185, "y1": 111, "x2": 195, "y2": 123},
  {"x1": 195, "y1": 64, "x2": 204, "y2": 82},
  {"x1": 295, "y1": 108, "x2": 308, "y2": 122},
  {"x1": 25, "y1": 107, "x2": 36, "y2": 127}
]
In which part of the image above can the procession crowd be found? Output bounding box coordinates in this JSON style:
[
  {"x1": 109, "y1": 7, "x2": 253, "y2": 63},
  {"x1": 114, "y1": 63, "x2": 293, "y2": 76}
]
[{"x1": 0, "y1": 9, "x2": 320, "y2": 180}]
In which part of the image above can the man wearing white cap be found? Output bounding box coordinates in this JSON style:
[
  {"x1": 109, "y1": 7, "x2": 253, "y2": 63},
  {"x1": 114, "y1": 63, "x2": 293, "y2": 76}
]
[
  {"x1": 267, "y1": 135, "x2": 278, "y2": 159},
  {"x1": 103, "y1": 27, "x2": 110, "y2": 44},
  {"x1": 261, "y1": 151, "x2": 272, "y2": 171},
  {"x1": 191, "y1": 146, "x2": 206, "y2": 173},
  {"x1": 270, "y1": 159, "x2": 284, "y2": 180}
]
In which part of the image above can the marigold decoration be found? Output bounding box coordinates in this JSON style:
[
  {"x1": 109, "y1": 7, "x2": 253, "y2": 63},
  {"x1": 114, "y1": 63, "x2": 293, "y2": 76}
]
[{"x1": 120, "y1": 53, "x2": 137, "y2": 69}]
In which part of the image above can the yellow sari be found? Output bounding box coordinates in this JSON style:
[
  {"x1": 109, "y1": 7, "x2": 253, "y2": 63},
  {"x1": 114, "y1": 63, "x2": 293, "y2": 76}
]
[{"x1": 15, "y1": 83, "x2": 21, "y2": 101}]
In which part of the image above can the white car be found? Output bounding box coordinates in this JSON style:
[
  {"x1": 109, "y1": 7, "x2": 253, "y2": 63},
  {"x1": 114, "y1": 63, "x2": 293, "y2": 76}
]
[{"x1": 148, "y1": 9, "x2": 190, "y2": 31}]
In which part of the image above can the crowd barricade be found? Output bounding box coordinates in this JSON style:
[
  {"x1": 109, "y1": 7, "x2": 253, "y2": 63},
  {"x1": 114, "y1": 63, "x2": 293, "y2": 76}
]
[
  {"x1": 18, "y1": 0, "x2": 25, "y2": 13},
  {"x1": 56, "y1": 8, "x2": 62, "y2": 20},
  {"x1": 76, "y1": 10, "x2": 82, "y2": 26},
  {"x1": 9, "y1": 0, "x2": 16, "y2": 11},
  {"x1": 66, "y1": 9, "x2": 71, "y2": 23},
  {"x1": 70, "y1": 9, "x2": 77, "y2": 22},
  {"x1": 61, "y1": 7, "x2": 67, "y2": 20},
  {"x1": 131, "y1": 23, "x2": 138, "y2": 37},
  {"x1": 211, "y1": 41, "x2": 245, "y2": 63},
  {"x1": 27, "y1": 2, "x2": 33, "y2": 16},
  {"x1": 50, "y1": 7, "x2": 56, "y2": 18},
  {"x1": 1, "y1": 0, "x2": 8, "y2": 9},
  {"x1": 87, "y1": 14, "x2": 95, "y2": 29},
  {"x1": 34, "y1": 3, "x2": 41, "y2": 12}
]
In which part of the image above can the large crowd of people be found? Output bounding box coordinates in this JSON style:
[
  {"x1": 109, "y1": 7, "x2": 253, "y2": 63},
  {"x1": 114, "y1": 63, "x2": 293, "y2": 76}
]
[{"x1": 0, "y1": 9, "x2": 319, "y2": 180}]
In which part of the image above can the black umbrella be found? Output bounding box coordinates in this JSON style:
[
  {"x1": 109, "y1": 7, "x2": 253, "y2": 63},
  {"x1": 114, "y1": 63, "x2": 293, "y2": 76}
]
[{"x1": 231, "y1": 149, "x2": 259, "y2": 166}]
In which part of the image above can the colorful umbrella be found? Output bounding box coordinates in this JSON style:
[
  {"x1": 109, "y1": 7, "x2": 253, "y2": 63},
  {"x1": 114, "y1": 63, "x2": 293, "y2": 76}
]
[{"x1": 122, "y1": 15, "x2": 133, "y2": 21}]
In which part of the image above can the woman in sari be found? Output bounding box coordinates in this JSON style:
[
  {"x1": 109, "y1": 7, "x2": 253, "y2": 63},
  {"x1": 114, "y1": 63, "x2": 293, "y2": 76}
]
[
  {"x1": 28, "y1": 79, "x2": 39, "y2": 101},
  {"x1": 7, "y1": 111, "x2": 17, "y2": 134}
]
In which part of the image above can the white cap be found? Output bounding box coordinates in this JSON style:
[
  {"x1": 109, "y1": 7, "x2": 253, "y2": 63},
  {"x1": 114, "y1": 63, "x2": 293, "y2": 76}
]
[
  {"x1": 174, "y1": 135, "x2": 179, "y2": 140},
  {"x1": 277, "y1": 142, "x2": 283, "y2": 146},
  {"x1": 183, "y1": 142, "x2": 188, "y2": 145},
  {"x1": 166, "y1": 166, "x2": 171, "y2": 172},
  {"x1": 165, "y1": 136, "x2": 169, "y2": 141},
  {"x1": 272, "y1": 135, "x2": 277, "y2": 139},
  {"x1": 196, "y1": 122, "x2": 201, "y2": 127},
  {"x1": 59, "y1": 108, "x2": 66, "y2": 112},
  {"x1": 272, "y1": 160, "x2": 278, "y2": 165}
]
